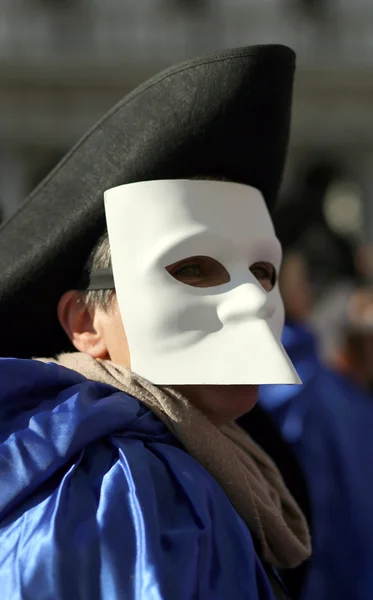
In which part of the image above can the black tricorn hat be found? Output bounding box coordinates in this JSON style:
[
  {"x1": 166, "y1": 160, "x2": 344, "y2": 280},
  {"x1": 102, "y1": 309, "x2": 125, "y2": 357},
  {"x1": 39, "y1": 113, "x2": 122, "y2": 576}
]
[{"x1": 0, "y1": 44, "x2": 295, "y2": 358}]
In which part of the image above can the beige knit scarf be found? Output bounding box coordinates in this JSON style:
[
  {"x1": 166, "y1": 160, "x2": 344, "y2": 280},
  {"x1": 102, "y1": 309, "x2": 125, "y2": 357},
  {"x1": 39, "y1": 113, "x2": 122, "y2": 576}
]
[{"x1": 39, "y1": 352, "x2": 311, "y2": 570}]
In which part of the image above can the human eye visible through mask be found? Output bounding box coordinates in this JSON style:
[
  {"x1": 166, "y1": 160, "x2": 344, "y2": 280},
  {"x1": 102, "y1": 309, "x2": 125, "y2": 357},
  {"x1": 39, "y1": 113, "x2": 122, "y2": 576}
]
[
  {"x1": 249, "y1": 262, "x2": 277, "y2": 292},
  {"x1": 166, "y1": 256, "x2": 276, "y2": 292},
  {"x1": 166, "y1": 256, "x2": 230, "y2": 288}
]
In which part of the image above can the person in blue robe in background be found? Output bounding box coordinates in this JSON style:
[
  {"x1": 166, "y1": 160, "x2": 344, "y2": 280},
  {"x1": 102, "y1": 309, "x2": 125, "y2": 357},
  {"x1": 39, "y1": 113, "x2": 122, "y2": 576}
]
[
  {"x1": 0, "y1": 45, "x2": 311, "y2": 600},
  {"x1": 259, "y1": 250, "x2": 373, "y2": 600}
]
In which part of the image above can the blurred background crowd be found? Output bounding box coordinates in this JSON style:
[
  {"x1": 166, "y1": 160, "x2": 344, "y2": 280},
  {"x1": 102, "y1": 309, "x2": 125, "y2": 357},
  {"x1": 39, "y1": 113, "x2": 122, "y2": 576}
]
[
  {"x1": 2, "y1": 2, "x2": 373, "y2": 599},
  {"x1": 2, "y1": 0, "x2": 373, "y2": 376}
]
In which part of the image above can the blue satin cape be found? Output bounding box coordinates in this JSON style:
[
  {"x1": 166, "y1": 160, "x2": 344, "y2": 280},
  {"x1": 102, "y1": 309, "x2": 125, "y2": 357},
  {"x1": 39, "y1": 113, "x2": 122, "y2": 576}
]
[
  {"x1": 259, "y1": 323, "x2": 373, "y2": 600},
  {"x1": 0, "y1": 358, "x2": 278, "y2": 600}
]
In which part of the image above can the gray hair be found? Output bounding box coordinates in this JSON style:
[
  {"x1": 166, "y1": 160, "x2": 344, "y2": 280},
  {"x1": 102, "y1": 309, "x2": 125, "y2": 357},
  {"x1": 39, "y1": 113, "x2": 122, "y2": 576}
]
[{"x1": 82, "y1": 231, "x2": 114, "y2": 311}]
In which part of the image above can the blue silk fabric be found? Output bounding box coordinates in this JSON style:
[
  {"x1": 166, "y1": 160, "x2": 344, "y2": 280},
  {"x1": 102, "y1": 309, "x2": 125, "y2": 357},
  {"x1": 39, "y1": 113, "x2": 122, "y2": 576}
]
[
  {"x1": 259, "y1": 323, "x2": 373, "y2": 600},
  {"x1": 0, "y1": 358, "x2": 278, "y2": 600}
]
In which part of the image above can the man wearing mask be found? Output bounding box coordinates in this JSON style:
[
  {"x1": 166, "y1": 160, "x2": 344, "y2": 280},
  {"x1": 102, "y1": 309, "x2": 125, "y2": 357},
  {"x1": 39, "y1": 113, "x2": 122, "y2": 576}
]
[{"x1": 0, "y1": 45, "x2": 310, "y2": 599}]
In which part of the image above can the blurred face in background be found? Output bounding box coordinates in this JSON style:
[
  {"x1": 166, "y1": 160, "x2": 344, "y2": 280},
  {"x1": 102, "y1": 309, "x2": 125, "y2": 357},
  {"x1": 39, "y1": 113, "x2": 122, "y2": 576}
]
[
  {"x1": 335, "y1": 288, "x2": 373, "y2": 391},
  {"x1": 279, "y1": 252, "x2": 313, "y2": 324},
  {"x1": 354, "y1": 243, "x2": 373, "y2": 281}
]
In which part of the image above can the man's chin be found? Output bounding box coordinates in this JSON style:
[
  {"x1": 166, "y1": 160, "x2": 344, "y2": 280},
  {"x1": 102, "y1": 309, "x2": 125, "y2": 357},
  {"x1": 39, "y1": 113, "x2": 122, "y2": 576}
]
[{"x1": 176, "y1": 383, "x2": 259, "y2": 425}]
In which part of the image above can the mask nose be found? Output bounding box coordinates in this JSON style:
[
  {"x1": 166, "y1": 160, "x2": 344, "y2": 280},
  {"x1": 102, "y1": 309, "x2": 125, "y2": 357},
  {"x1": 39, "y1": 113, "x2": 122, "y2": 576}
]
[{"x1": 217, "y1": 281, "x2": 274, "y2": 325}]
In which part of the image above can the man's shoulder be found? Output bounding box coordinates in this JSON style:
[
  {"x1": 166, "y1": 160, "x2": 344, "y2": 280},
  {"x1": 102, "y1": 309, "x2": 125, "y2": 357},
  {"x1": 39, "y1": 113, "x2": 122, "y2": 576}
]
[
  {"x1": 0, "y1": 356, "x2": 185, "y2": 519},
  {"x1": 0, "y1": 356, "x2": 87, "y2": 393},
  {"x1": 0, "y1": 357, "x2": 172, "y2": 451}
]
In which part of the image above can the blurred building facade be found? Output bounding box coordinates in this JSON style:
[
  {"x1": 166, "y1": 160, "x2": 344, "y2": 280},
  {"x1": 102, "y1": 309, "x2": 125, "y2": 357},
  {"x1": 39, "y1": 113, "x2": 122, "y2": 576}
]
[{"x1": 1, "y1": 0, "x2": 373, "y2": 241}]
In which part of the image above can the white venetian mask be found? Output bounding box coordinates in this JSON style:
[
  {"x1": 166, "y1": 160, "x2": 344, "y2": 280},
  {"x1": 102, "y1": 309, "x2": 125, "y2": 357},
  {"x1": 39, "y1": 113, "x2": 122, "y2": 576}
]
[{"x1": 104, "y1": 179, "x2": 300, "y2": 385}]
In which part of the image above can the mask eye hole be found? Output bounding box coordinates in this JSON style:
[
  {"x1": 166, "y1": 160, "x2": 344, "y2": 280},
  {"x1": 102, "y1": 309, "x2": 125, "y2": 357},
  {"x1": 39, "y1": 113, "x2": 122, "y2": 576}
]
[
  {"x1": 249, "y1": 262, "x2": 277, "y2": 292},
  {"x1": 166, "y1": 256, "x2": 230, "y2": 288}
]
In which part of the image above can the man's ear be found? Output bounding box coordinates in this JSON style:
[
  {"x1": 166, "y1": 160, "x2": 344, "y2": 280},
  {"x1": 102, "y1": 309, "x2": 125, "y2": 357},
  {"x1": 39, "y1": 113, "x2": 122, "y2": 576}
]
[{"x1": 57, "y1": 290, "x2": 109, "y2": 358}]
